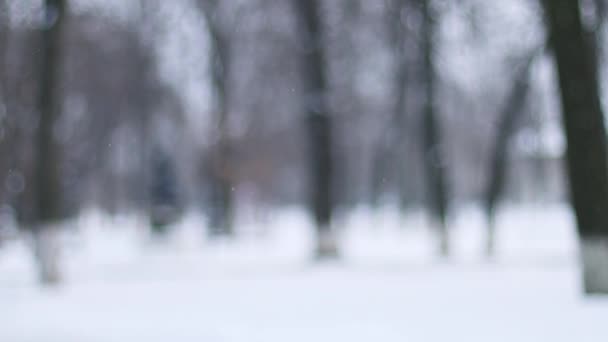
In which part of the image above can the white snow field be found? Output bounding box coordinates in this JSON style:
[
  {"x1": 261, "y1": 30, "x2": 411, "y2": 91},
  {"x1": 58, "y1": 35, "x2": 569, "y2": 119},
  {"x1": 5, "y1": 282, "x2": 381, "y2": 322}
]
[{"x1": 1, "y1": 204, "x2": 608, "y2": 342}]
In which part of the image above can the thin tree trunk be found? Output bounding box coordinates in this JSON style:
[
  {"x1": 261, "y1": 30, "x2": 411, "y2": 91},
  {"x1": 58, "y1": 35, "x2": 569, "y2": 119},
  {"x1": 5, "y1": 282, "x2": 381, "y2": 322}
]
[
  {"x1": 209, "y1": 28, "x2": 234, "y2": 237},
  {"x1": 484, "y1": 51, "x2": 539, "y2": 257},
  {"x1": 294, "y1": 0, "x2": 336, "y2": 258},
  {"x1": 0, "y1": 1, "x2": 11, "y2": 248},
  {"x1": 421, "y1": 0, "x2": 449, "y2": 257},
  {"x1": 0, "y1": 0, "x2": 9, "y2": 206},
  {"x1": 391, "y1": 0, "x2": 413, "y2": 212},
  {"x1": 200, "y1": 0, "x2": 234, "y2": 236},
  {"x1": 542, "y1": 0, "x2": 608, "y2": 294},
  {"x1": 0, "y1": 0, "x2": 6, "y2": 99},
  {"x1": 33, "y1": 0, "x2": 67, "y2": 285}
]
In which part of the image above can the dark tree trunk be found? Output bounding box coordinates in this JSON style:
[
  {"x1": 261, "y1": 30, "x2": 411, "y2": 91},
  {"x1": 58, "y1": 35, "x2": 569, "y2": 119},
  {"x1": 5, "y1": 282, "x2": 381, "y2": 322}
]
[
  {"x1": 420, "y1": 0, "x2": 449, "y2": 256},
  {"x1": 149, "y1": 148, "x2": 180, "y2": 235},
  {"x1": 134, "y1": 0, "x2": 153, "y2": 216},
  {"x1": 0, "y1": 0, "x2": 6, "y2": 98},
  {"x1": 294, "y1": 0, "x2": 336, "y2": 258},
  {"x1": 0, "y1": 0, "x2": 9, "y2": 206},
  {"x1": 542, "y1": 0, "x2": 608, "y2": 294},
  {"x1": 33, "y1": 0, "x2": 67, "y2": 284},
  {"x1": 199, "y1": 0, "x2": 234, "y2": 237},
  {"x1": 484, "y1": 51, "x2": 538, "y2": 257},
  {"x1": 134, "y1": 0, "x2": 177, "y2": 232},
  {"x1": 208, "y1": 27, "x2": 234, "y2": 237},
  {"x1": 391, "y1": 0, "x2": 414, "y2": 212}
]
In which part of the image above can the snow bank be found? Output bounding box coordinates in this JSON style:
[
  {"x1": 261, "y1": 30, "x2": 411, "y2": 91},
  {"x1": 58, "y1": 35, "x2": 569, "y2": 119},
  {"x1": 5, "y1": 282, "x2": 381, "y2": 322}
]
[{"x1": 1, "y1": 204, "x2": 604, "y2": 342}]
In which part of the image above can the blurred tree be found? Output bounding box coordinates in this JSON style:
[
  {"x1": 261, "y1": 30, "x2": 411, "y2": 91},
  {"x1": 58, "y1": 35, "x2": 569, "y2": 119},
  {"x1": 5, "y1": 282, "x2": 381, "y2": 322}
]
[
  {"x1": 149, "y1": 147, "x2": 180, "y2": 235},
  {"x1": 420, "y1": 0, "x2": 450, "y2": 256},
  {"x1": 390, "y1": 0, "x2": 416, "y2": 212},
  {"x1": 62, "y1": 12, "x2": 150, "y2": 215},
  {"x1": 0, "y1": 0, "x2": 8, "y2": 207},
  {"x1": 0, "y1": 0, "x2": 6, "y2": 101},
  {"x1": 32, "y1": 0, "x2": 67, "y2": 284},
  {"x1": 484, "y1": 50, "x2": 540, "y2": 257},
  {"x1": 293, "y1": 0, "x2": 337, "y2": 258},
  {"x1": 198, "y1": 0, "x2": 235, "y2": 236},
  {"x1": 134, "y1": 0, "x2": 184, "y2": 233},
  {"x1": 542, "y1": 0, "x2": 608, "y2": 294},
  {"x1": 0, "y1": 0, "x2": 11, "y2": 245},
  {"x1": 370, "y1": 0, "x2": 411, "y2": 210}
]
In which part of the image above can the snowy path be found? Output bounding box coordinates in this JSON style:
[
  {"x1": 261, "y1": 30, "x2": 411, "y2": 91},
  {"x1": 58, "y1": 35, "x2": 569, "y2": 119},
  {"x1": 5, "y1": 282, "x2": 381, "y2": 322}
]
[{"x1": 2, "y1": 205, "x2": 608, "y2": 341}]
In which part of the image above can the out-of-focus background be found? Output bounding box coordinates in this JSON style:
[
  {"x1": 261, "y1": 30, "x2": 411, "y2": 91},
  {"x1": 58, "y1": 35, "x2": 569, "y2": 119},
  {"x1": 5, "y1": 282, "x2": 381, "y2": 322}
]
[{"x1": 2, "y1": 0, "x2": 608, "y2": 341}]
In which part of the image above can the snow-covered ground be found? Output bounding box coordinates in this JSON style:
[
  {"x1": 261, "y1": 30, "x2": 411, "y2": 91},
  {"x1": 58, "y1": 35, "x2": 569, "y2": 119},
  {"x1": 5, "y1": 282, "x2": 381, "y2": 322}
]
[{"x1": 1, "y1": 204, "x2": 607, "y2": 342}]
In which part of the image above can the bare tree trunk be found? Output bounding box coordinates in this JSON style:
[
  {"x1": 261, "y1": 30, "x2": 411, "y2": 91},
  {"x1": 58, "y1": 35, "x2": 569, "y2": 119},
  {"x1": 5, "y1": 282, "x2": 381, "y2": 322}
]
[
  {"x1": 0, "y1": 0, "x2": 10, "y2": 248},
  {"x1": 33, "y1": 0, "x2": 67, "y2": 285},
  {"x1": 0, "y1": 0, "x2": 9, "y2": 204},
  {"x1": 134, "y1": 0, "x2": 179, "y2": 235},
  {"x1": 392, "y1": 1, "x2": 413, "y2": 213},
  {"x1": 208, "y1": 28, "x2": 234, "y2": 237},
  {"x1": 199, "y1": 0, "x2": 234, "y2": 237},
  {"x1": 294, "y1": 0, "x2": 337, "y2": 259},
  {"x1": 484, "y1": 51, "x2": 539, "y2": 257},
  {"x1": 542, "y1": 0, "x2": 608, "y2": 294},
  {"x1": 0, "y1": 0, "x2": 6, "y2": 100},
  {"x1": 420, "y1": 0, "x2": 449, "y2": 257}
]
